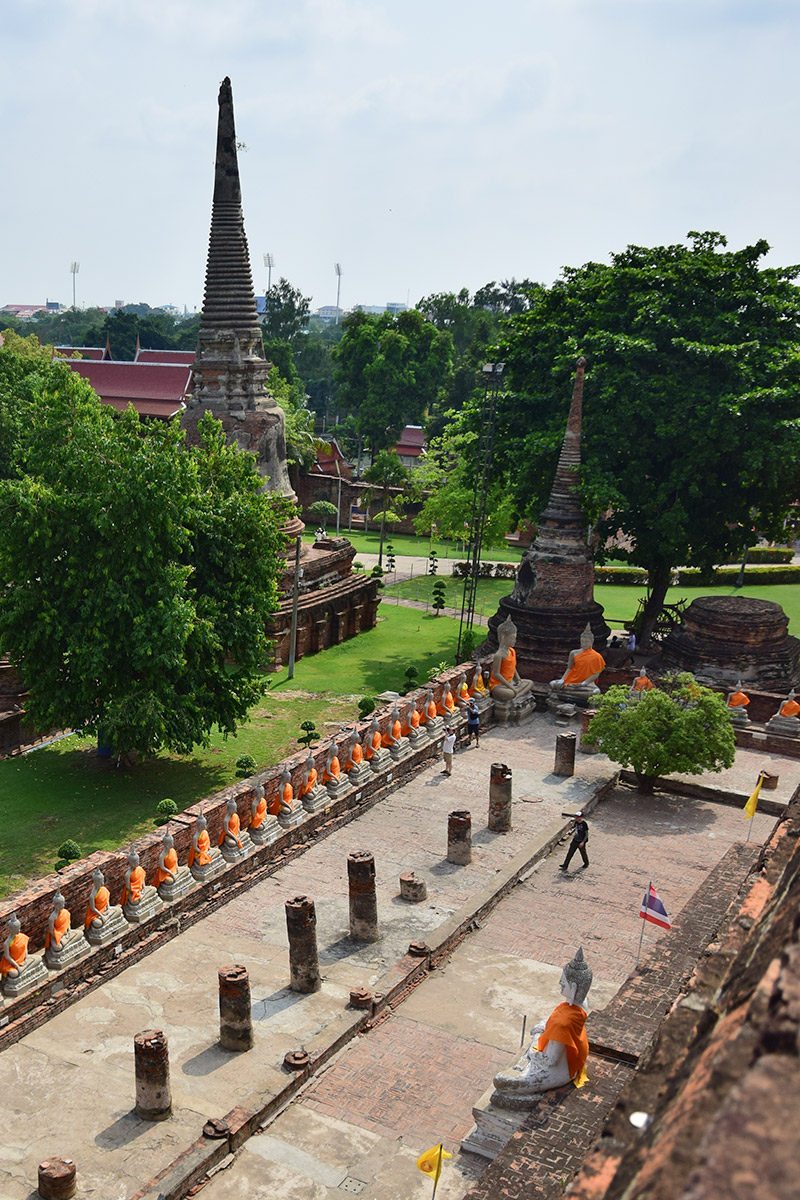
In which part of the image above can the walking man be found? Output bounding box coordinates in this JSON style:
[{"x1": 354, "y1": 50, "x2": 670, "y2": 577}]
[
  {"x1": 441, "y1": 726, "x2": 456, "y2": 776},
  {"x1": 466, "y1": 698, "x2": 480, "y2": 747},
  {"x1": 559, "y1": 812, "x2": 589, "y2": 871}
]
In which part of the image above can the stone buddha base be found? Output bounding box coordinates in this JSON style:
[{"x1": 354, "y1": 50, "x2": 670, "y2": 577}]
[
  {"x1": 423, "y1": 716, "x2": 445, "y2": 738},
  {"x1": 347, "y1": 761, "x2": 374, "y2": 787},
  {"x1": 44, "y1": 930, "x2": 91, "y2": 973},
  {"x1": 406, "y1": 726, "x2": 427, "y2": 750},
  {"x1": 766, "y1": 714, "x2": 800, "y2": 738},
  {"x1": 389, "y1": 736, "x2": 412, "y2": 764},
  {"x1": 277, "y1": 804, "x2": 306, "y2": 831},
  {"x1": 472, "y1": 693, "x2": 493, "y2": 715},
  {"x1": 301, "y1": 784, "x2": 331, "y2": 814},
  {"x1": 492, "y1": 694, "x2": 537, "y2": 725},
  {"x1": 325, "y1": 775, "x2": 353, "y2": 802},
  {"x1": 123, "y1": 885, "x2": 163, "y2": 925},
  {"x1": 157, "y1": 865, "x2": 196, "y2": 904},
  {"x1": 2, "y1": 953, "x2": 49, "y2": 999},
  {"x1": 547, "y1": 684, "x2": 599, "y2": 710},
  {"x1": 250, "y1": 814, "x2": 282, "y2": 846},
  {"x1": 190, "y1": 850, "x2": 226, "y2": 884},
  {"x1": 85, "y1": 904, "x2": 129, "y2": 948},
  {"x1": 220, "y1": 831, "x2": 252, "y2": 864},
  {"x1": 461, "y1": 1084, "x2": 527, "y2": 1162},
  {"x1": 367, "y1": 746, "x2": 392, "y2": 773},
  {"x1": 728, "y1": 708, "x2": 750, "y2": 727}
]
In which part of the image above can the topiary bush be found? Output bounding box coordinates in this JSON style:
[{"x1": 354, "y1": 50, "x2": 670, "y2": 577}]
[
  {"x1": 57, "y1": 839, "x2": 81, "y2": 863},
  {"x1": 235, "y1": 754, "x2": 257, "y2": 778},
  {"x1": 298, "y1": 720, "x2": 320, "y2": 749},
  {"x1": 154, "y1": 798, "x2": 178, "y2": 826},
  {"x1": 358, "y1": 697, "x2": 376, "y2": 719}
]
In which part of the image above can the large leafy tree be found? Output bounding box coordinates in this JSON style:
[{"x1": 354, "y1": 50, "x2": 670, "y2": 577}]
[
  {"x1": 262, "y1": 277, "x2": 311, "y2": 343},
  {"x1": 0, "y1": 354, "x2": 287, "y2": 758},
  {"x1": 363, "y1": 450, "x2": 410, "y2": 566},
  {"x1": 493, "y1": 233, "x2": 800, "y2": 640}
]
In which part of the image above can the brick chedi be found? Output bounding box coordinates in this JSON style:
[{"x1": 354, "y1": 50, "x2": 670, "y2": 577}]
[{"x1": 484, "y1": 358, "x2": 609, "y2": 681}]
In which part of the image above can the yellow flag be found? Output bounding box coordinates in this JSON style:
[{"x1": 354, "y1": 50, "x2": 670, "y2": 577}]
[
  {"x1": 416, "y1": 1144, "x2": 452, "y2": 1181},
  {"x1": 743, "y1": 773, "x2": 764, "y2": 820}
]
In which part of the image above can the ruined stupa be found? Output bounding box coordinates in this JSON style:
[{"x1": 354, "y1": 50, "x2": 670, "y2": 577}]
[{"x1": 484, "y1": 358, "x2": 609, "y2": 680}]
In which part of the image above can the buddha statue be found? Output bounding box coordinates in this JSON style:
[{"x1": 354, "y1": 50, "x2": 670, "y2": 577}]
[
  {"x1": 153, "y1": 833, "x2": 194, "y2": 902},
  {"x1": 629, "y1": 667, "x2": 654, "y2": 699},
  {"x1": 366, "y1": 716, "x2": 391, "y2": 771},
  {"x1": 726, "y1": 681, "x2": 751, "y2": 726},
  {"x1": 421, "y1": 689, "x2": 444, "y2": 736},
  {"x1": 43, "y1": 891, "x2": 89, "y2": 970},
  {"x1": 455, "y1": 672, "x2": 470, "y2": 708},
  {"x1": 550, "y1": 623, "x2": 605, "y2": 699},
  {"x1": 492, "y1": 947, "x2": 592, "y2": 1108},
  {"x1": 1, "y1": 912, "x2": 48, "y2": 997},
  {"x1": 387, "y1": 703, "x2": 411, "y2": 761},
  {"x1": 489, "y1": 617, "x2": 534, "y2": 704},
  {"x1": 219, "y1": 796, "x2": 250, "y2": 862},
  {"x1": 249, "y1": 780, "x2": 280, "y2": 844},
  {"x1": 323, "y1": 743, "x2": 351, "y2": 798},
  {"x1": 300, "y1": 752, "x2": 328, "y2": 812},
  {"x1": 84, "y1": 867, "x2": 128, "y2": 946},
  {"x1": 425, "y1": 690, "x2": 439, "y2": 722},
  {"x1": 403, "y1": 700, "x2": 424, "y2": 746},
  {"x1": 277, "y1": 766, "x2": 305, "y2": 828},
  {"x1": 766, "y1": 690, "x2": 800, "y2": 738},
  {"x1": 121, "y1": 849, "x2": 161, "y2": 923},
  {"x1": 437, "y1": 685, "x2": 456, "y2": 717},
  {"x1": 188, "y1": 814, "x2": 224, "y2": 882},
  {"x1": 342, "y1": 729, "x2": 368, "y2": 785}
]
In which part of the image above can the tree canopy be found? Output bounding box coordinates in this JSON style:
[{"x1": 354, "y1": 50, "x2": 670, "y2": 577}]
[
  {"x1": 261, "y1": 277, "x2": 311, "y2": 344},
  {"x1": 0, "y1": 349, "x2": 288, "y2": 757}
]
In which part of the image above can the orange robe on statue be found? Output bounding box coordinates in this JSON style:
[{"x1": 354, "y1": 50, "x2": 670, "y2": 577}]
[
  {"x1": 300, "y1": 767, "x2": 318, "y2": 796},
  {"x1": 347, "y1": 742, "x2": 363, "y2": 769},
  {"x1": 632, "y1": 674, "x2": 654, "y2": 693},
  {"x1": 563, "y1": 648, "x2": 605, "y2": 686},
  {"x1": 153, "y1": 848, "x2": 178, "y2": 887},
  {"x1": 45, "y1": 909, "x2": 71, "y2": 950},
  {"x1": 323, "y1": 756, "x2": 341, "y2": 783},
  {"x1": 536, "y1": 1002, "x2": 589, "y2": 1087},
  {"x1": 490, "y1": 647, "x2": 517, "y2": 690},
  {"x1": 220, "y1": 812, "x2": 243, "y2": 849},
  {"x1": 1, "y1": 933, "x2": 29, "y2": 975},
  {"x1": 85, "y1": 886, "x2": 110, "y2": 929},
  {"x1": 728, "y1": 690, "x2": 750, "y2": 709},
  {"x1": 426, "y1": 698, "x2": 438, "y2": 720},
  {"x1": 121, "y1": 866, "x2": 145, "y2": 906},
  {"x1": 780, "y1": 698, "x2": 800, "y2": 718},
  {"x1": 253, "y1": 796, "x2": 269, "y2": 825},
  {"x1": 188, "y1": 830, "x2": 212, "y2": 868}
]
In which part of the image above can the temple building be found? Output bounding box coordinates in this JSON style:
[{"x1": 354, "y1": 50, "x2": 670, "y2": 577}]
[{"x1": 484, "y1": 358, "x2": 609, "y2": 680}]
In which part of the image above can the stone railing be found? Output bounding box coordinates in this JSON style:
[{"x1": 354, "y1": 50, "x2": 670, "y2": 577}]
[{"x1": 0, "y1": 662, "x2": 487, "y2": 1026}]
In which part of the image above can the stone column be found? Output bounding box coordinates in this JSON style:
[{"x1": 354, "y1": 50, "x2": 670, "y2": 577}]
[
  {"x1": 579, "y1": 708, "x2": 598, "y2": 753},
  {"x1": 348, "y1": 851, "x2": 379, "y2": 942},
  {"x1": 554, "y1": 733, "x2": 577, "y2": 777},
  {"x1": 134, "y1": 1029, "x2": 172, "y2": 1121},
  {"x1": 218, "y1": 963, "x2": 254, "y2": 1051},
  {"x1": 447, "y1": 810, "x2": 472, "y2": 865},
  {"x1": 488, "y1": 762, "x2": 513, "y2": 832},
  {"x1": 399, "y1": 871, "x2": 427, "y2": 902},
  {"x1": 37, "y1": 1158, "x2": 76, "y2": 1200},
  {"x1": 285, "y1": 895, "x2": 321, "y2": 993}
]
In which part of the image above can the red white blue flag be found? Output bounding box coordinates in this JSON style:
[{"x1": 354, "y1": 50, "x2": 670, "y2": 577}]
[{"x1": 639, "y1": 883, "x2": 671, "y2": 930}]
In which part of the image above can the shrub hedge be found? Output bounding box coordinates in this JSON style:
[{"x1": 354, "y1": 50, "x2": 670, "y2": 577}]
[{"x1": 452, "y1": 560, "x2": 800, "y2": 586}]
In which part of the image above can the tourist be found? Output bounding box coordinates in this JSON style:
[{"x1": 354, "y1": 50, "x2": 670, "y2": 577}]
[
  {"x1": 441, "y1": 726, "x2": 456, "y2": 776},
  {"x1": 466, "y1": 699, "x2": 481, "y2": 747},
  {"x1": 559, "y1": 812, "x2": 589, "y2": 872},
  {"x1": 627, "y1": 630, "x2": 637, "y2": 653}
]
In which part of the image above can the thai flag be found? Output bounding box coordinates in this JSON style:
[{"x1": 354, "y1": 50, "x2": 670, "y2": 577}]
[{"x1": 639, "y1": 883, "x2": 671, "y2": 930}]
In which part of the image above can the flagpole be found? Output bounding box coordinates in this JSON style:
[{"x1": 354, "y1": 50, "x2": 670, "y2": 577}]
[
  {"x1": 431, "y1": 1144, "x2": 443, "y2": 1200},
  {"x1": 636, "y1": 881, "x2": 650, "y2": 965},
  {"x1": 746, "y1": 814, "x2": 754, "y2": 844}
]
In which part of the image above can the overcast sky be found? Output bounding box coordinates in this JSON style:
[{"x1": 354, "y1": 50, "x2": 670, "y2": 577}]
[{"x1": 2, "y1": 0, "x2": 798, "y2": 313}]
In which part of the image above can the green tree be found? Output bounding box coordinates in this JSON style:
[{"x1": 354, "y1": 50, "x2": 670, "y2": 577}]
[
  {"x1": 363, "y1": 450, "x2": 410, "y2": 568},
  {"x1": 0, "y1": 360, "x2": 287, "y2": 758},
  {"x1": 431, "y1": 580, "x2": 446, "y2": 615},
  {"x1": 494, "y1": 232, "x2": 800, "y2": 643},
  {"x1": 262, "y1": 278, "x2": 310, "y2": 343},
  {"x1": 308, "y1": 500, "x2": 338, "y2": 533},
  {"x1": 585, "y1": 674, "x2": 735, "y2": 792}
]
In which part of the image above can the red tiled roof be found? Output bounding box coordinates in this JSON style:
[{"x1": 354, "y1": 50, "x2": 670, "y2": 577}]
[
  {"x1": 64, "y1": 360, "x2": 191, "y2": 419},
  {"x1": 395, "y1": 424, "x2": 426, "y2": 456},
  {"x1": 54, "y1": 346, "x2": 107, "y2": 361},
  {"x1": 313, "y1": 439, "x2": 352, "y2": 477},
  {"x1": 135, "y1": 347, "x2": 196, "y2": 365}
]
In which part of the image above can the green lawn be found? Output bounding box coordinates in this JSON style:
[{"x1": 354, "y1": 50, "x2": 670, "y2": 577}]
[
  {"x1": 304, "y1": 529, "x2": 518, "y2": 562},
  {"x1": 0, "y1": 605, "x2": 464, "y2": 898},
  {"x1": 386, "y1": 576, "x2": 799, "y2": 632}
]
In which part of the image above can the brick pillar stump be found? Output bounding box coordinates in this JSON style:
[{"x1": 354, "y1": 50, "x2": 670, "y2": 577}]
[
  {"x1": 579, "y1": 708, "x2": 599, "y2": 753},
  {"x1": 348, "y1": 851, "x2": 379, "y2": 942},
  {"x1": 37, "y1": 1157, "x2": 76, "y2": 1200},
  {"x1": 134, "y1": 1029, "x2": 172, "y2": 1121},
  {"x1": 285, "y1": 895, "x2": 321, "y2": 993},
  {"x1": 218, "y1": 963, "x2": 254, "y2": 1051},
  {"x1": 488, "y1": 762, "x2": 513, "y2": 831},
  {"x1": 554, "y1": 733, "x2": 577, "y2": 777},
  {"x1": 447, "y1": 810, "x2": 472, "y2": 865},
  {"x1": 399, "y1": 871, "x2": 427, "y2": 902}
]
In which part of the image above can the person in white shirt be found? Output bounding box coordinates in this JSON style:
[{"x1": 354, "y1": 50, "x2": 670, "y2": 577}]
[{"x1": 442, "y1": 727, "x2": 456, "y2": 776}]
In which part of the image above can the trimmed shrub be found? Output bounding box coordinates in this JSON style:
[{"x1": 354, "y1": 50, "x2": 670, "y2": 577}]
[
  {"x1": 234, "y1": 754, "x2": 257, "y2": 778},
  {"x1": 743, "y1": 546, "x2": 793, "y2": 563},
  {"x1": 57, "y1": 839, "x2": 81, "y2": 863},
  {"x1": 154, "y1": 797, "x2": 178, "y2": 826},
  {"x1": 358, "y1": 697, "x2": 375, "y2": 719}
]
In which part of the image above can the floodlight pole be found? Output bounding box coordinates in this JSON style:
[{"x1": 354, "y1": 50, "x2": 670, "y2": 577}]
[
  {"x1": 70, "y1": 261, "x2": 80, "y2": 310},
  {"x1": 263, "y1": 252, "x2": 274, "y2": 294},
  {"x1": 334, "y1": 262, "x2": 342, "y2": 323}
]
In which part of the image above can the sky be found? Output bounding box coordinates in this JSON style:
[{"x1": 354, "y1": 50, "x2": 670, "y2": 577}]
[{"x1": 2, "y1": 0, "x2": 799, "y2": 313}]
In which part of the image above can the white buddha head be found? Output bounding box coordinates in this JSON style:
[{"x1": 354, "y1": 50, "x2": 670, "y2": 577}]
[
  {"x1": 560, "y1": 946, "x2": 592, "y2": 1006},
  {"x1": 498, "y1": 615, "x2": 518, "y2": 649},
  {"x1": 579, "y1": 623, "x2": 594, "y2": 651}
]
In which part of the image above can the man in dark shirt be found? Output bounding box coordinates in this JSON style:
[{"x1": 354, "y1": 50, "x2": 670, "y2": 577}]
[{"x1": 559, "y1": 812, "x2": 589, "y2": 871}]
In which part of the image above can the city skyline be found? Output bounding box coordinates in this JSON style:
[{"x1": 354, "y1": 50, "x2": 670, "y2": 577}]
[{"x1": 2, "y1": 1, "x2": 799, "y2": 312}]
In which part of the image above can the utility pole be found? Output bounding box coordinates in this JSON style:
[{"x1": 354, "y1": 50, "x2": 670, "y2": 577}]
[
  {"x1": 334, "y1": 262, "x2": 342, "y2": 323},
  {"x1": 286, "y1": 535, "x2": 303, "y2": 680},
  {"x1": 263, "y1": 253, "x2": 274, "y2": 294},
  {"x1": 70, "y1": 261, "x2": 80, "y2": 309}
]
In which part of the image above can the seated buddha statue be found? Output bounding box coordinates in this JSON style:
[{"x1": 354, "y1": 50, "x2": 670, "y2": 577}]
[
  {"x1": 188, "y1": 814, "x2": 213, "y2": 869},
  {"x1": 726, "y1": 681, "x2": 751, "y2": 725},
  {"x1": 551, "y1": 624, "x2": 605, "y2": 697},
  {"x1": 779, "y1": 691, "x2": 800, "y2": 718},
  {"x1": 437, "y1": 686, "x2": 456, "y2": 717},
  {"x1": 45, "y1": 892, "x2": 71, "y2": 952},
  {"x1": 471, "y1": 668, "x2": 488, "y2": 699},
  {"x1": 1, "y1": 915, "x2": 28, "y2": 979},
  {"x1": 153, "y1": 834, "x2": 178, "y2": 888},
  {"x1": 492, "y1": 947, "x2": 592, "y2": 1108},
  {"x1": 251, "y1": 781, "x2": 270, "y2": 826},
  {"x1": 279, "y1": 769, "x2": 295, "y2": 814},
  {"x1": 365, "y1": 718, "x2": 383, "y2": 759},
  {"x1": 455, "y1": 672, "x2": 470, "y2": 708},
  {"x1": 45, "y1": 890, "x2": 90, "y2": 969},
  {"x1": 85, "y1": 868, "x2": 111, "y2": 931},
  {"x1": 767, "y1": 690, "x2": 800, "y2": 738},
  {"x1": 344, "y1": 730, "x2": 363, "y2": 770},
  {"x1": 120, "y1": 850, "x2": 146, "y2": 908},
  {"x1": 219, "y1": 796, "x2": 248, "y2": 860},
  {"x1": 489, "y1": 616, "x2": 533, "y2": 703},
  {"x1": 424, "y1": 690, "x2": 439, "y2": 722},
  {"x1": 322, "y1": 746, "x2": 341, "y2": 784},
  {"x1": 629, "y1": 667, "x2": 654, "y2": 699},
  {"x1": 300, "y1": 753, "x2": 319, "y2": 796}
]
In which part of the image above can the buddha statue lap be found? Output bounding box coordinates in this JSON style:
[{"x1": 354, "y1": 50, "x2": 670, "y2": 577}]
[
  {"x1": 188, "y1": 814, "x2": 225, "y2": 882},
  {"x1": 300, "y1": 752, "x2": 329, "y2": 813},
  {"x1": 489, "y1": 617, "x2": 534, "y2": 709},
  {"x1": 1, "y1": 912, "x2": 48, "y2": 998},
  {"x1": 153, "y1": 833, "x2": 195, "y2": 902},
  {"x1": 345, "y1": 730, "x2": 373, "y2": 786},
  {"x1": 629, "y1": 667, "x2": 654, "y2": 700},
  {"x1": 249, "y1": 781, "x2": 280, "y2": 845},
  {"x1": 549, "y1": 623, "x2": 605, "y2": 704},
  {"x1": 387, "y1": 704, "x2": 411, "y2": 762},
  {"x1": 365, "y1": 717, "x2": 391, "y2": 772},
  {"x1": 276, "y1": 769, "x2": 305, "y2": 830},
  {"x1": 726, "y1": 681, "x2": 751, "y2": 726},
  {"x1": 437, "y1": 686, "x2": 457, "y2": 718},
  {"x1": 492, "y1": 947, "x2": 592, "y2": 1109},
  {"x1": 121, "y1": 850, "x2": 162, "y2": 923},
  {"x1": 219, "y1": 796, "x2": 251, "y2": 862},
  {"x1": 323, "y1": 745, "x2": 352, "y2": 800},
  {"x1": 766, "y1": 690, "x2": 800, "y2": 738},
  {"x1": 84, "y1": 867, "x2": 129, "y2": 947},
  {"x1": 421, "y1": 689, "x2": 444, "y2": 737},
  {"x1": 44, "y1": 891, "x2": 90, "y2": 971}
]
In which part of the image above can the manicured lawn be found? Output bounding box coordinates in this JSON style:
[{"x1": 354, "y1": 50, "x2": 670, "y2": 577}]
[
  {"x1": 304, "y1": 529, "x2": 518, "y2": 562},
  {"x1": 386, "y1": 576, "x2": 799, "y2": 632}
]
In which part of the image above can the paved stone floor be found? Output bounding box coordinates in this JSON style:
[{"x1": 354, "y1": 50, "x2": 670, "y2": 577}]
[{"x1": 0, "y1": 717, "x2": 790, "y2": 1200}]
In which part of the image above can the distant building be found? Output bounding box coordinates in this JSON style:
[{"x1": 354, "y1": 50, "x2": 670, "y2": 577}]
[
  {"x1": 63, "y1": 360, "x2": 191, "y2": 419},
  {"x1": 1, "y1": 303, "x2": 53, "y2": 319},
  {"x1": 315, "y1": 305, "x2": 344, "y2": 323},
  {"x1": 352, "y1": 302, "x2": 409, "y2": 317},
  {"x1": 54, "y1": 345, "x2": 109, "y2": 361},
  {"x1": 311, "y1": 439, "x2": 352, "y2": 479},
  {"x1": 394, "y1": 424, "x2": 426, "y2": 468},
  {"x1": 134, "y1": 345, "x2": 196, "y2": 366}
]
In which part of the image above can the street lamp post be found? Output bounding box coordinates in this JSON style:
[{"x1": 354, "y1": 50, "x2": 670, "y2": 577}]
[
  {"x1": 334, "y1": 262, "x2": 342, "y2": 323},
  {"x1": 70, "y1": 261, "x2": 80, "y2": 309}
]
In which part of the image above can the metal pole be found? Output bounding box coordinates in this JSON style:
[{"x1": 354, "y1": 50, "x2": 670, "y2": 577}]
[
  {"x1": 335, "y1": 461, "x2": 342, "y2": 537},
  {"x1": 287, "y1": 535, "x2": 302, "y2": 680}
]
